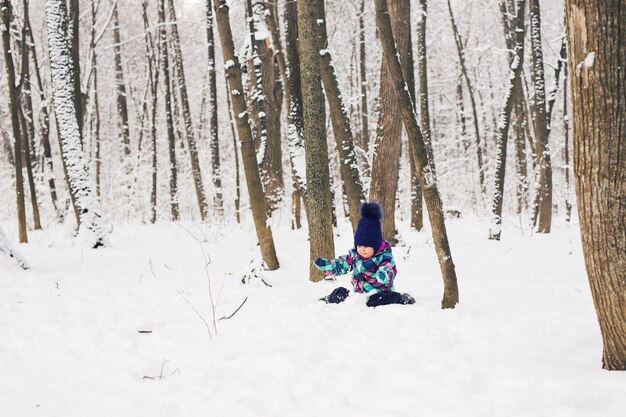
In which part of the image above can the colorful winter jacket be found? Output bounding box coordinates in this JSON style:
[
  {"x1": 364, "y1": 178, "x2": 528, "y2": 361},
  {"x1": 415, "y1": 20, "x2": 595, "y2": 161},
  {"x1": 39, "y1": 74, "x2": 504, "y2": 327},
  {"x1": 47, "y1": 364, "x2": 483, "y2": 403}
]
[{"x1": 314, "y1": 241, "x2": 397, "y2": 293}]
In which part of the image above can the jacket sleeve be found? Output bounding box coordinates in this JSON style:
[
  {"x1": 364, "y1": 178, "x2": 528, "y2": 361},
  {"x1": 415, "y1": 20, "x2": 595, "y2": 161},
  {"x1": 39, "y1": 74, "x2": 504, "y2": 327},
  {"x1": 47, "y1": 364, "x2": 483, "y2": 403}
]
[{"x1": 314, "y1": 252, "x2": 353, "y2": 276}]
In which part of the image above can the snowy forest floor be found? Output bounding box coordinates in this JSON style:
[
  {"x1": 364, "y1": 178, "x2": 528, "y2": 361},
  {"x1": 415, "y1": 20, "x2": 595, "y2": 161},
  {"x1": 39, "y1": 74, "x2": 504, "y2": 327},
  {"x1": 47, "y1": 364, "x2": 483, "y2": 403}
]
[{"x1": 1, "y1": 216, "x2": 625, "y2": 417}]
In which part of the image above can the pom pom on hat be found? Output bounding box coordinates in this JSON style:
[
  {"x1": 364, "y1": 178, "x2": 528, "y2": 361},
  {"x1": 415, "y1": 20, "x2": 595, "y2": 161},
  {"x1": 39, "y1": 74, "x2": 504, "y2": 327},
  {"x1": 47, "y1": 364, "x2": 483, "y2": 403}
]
[
  {"x1": 354, "y1": 202, "x2": 383, "y2": 249},
  {"x1": 359, "y1": 202, "x2": 383, "y2": 221}
]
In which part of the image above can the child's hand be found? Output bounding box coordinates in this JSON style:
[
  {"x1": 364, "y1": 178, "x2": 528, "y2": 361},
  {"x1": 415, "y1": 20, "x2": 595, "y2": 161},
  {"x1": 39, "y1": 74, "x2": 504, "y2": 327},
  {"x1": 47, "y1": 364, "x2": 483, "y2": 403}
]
[
  {"x1": 314, "y1": 258, "x2": 335, "y2": 275},
  {"x1": 314, "y1": 258, "x2": 327, "y2": 267}
]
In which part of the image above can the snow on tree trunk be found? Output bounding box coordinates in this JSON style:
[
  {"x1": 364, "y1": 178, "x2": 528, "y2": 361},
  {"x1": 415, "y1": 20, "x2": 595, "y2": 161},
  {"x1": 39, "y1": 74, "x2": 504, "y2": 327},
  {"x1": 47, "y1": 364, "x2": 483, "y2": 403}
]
[
  {"x1": 374, "y1": 0, "x2": 459, "y2": 309},
  {"x1": 46, "y1": 0, "x2": 107, "y2": 248},
  {"x1": 314, "y1": 0, "x2": 365, "y2": 234},
  {"x1": 0, "y1": 226, "x2": 30, "y2": 270},
  {"x1": 488, "y1": 0, "x2": 526, "y2": 241}
]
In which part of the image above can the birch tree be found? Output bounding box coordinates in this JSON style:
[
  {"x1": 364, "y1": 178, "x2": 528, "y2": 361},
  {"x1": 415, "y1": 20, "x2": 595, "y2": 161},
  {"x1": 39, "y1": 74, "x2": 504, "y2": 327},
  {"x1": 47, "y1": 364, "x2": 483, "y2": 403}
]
[
  {"x1": 46, "y1": 0, "x2": 107, "y2": 248},
  {"x1": 566, "y1": 0, "x2": 626, "y2": 370}
]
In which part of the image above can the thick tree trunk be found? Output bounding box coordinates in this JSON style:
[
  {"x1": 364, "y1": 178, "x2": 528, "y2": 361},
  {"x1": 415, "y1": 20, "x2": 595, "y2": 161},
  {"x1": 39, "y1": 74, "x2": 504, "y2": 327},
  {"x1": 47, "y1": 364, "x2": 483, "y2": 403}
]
[
  {"x1": 158, "y1": 0, "x2": 179, "y2": 221},
  {"x1": 206, "y1": 0, "x2": 223, "y2": 215},
  {"x1": 1, "y1": 0, "x2": 28, "y2": 243},
  {"x1": 563, "y1": 64, "x2": 572, "y2": 222},
  {"x1": 374, "y1": 0, "x2": 459, "y2": 309},
  {"x1": 46, "y1": 0, "x2": 107, "y2": 248},
  {"x1": 167, "y1": 0, "x2": 209, "y2": 220},
  {"x1": 529, "y1": 0, "x2": 553, "y2": 233},
  {"x1": 447, "y1": 0, "x2": 486, "y2": 197},
  {"x1": 297, "y1": 0, "x2": 335, "y2": 282},
  {"x1": 314, "y1": 0, "x2": 365, "y2": 233},
  {"x1": 566, "y1": 0, "x2": 626, "y2": 370},
  {"x1": 369, "y1": 0, "x2": 412, "y2": 244},
  {"x1": 213, "y1": 0, "x2": 279, "y2": 270},
  {"x1": 488, "y1": 0, "x2": 526, "y2": 241}
]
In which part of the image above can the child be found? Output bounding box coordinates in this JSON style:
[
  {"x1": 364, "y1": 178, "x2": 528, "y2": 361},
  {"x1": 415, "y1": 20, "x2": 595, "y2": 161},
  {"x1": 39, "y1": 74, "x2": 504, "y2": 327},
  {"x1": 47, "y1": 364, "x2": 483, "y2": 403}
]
[{"x1": 314, "y1": 202, "x2": 415, "y2": 307}]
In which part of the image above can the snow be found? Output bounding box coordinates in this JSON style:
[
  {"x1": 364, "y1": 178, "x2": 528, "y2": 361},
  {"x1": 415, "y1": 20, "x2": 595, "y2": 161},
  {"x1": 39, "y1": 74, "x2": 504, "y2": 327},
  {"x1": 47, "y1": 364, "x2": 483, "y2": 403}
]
[{"x1": 1, "y1": 218, "x2": 624, "y2": 416}]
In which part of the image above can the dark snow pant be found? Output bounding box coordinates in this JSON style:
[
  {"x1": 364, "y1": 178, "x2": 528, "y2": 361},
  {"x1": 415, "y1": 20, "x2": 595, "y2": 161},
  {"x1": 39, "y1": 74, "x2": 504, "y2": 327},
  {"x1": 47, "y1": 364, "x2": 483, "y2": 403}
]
[{"x1": 322, "y1": 287, "x2": 405, "y2": 307}]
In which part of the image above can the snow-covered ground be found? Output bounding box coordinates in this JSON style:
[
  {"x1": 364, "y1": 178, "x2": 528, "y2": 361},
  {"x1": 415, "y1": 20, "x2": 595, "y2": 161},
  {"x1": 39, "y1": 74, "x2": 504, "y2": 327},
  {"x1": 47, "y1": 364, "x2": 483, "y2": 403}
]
[{"x1": 1, "y1": 217, "x2": 624, "y2": 417}]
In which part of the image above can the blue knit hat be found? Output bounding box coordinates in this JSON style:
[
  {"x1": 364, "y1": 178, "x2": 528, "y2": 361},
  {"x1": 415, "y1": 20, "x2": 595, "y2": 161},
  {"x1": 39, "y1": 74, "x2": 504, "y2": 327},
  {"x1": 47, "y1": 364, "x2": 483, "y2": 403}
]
[{"x1": 354, "y1": 202, "x2": 383, "y2": 249}]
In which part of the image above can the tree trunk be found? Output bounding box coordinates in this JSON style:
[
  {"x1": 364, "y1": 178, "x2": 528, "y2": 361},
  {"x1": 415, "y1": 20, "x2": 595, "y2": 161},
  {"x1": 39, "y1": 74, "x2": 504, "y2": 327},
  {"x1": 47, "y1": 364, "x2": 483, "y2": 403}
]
[
  {"x1": 357, "y1": 0, "x2": 370, "y2": 177},
  {"x1": 68, "y1": 0, "x2": 82, "y2": 136},
  {"x1": 314, "y1": 0, "x2": 365, "y2": 233},
  {"x1": 563, "y1": 63, "x2": 572, "y2": 222},
  {"x1": 19, "y1": 1, "x2": 42, "y2": 231},
  {"x1": 284, "y1": 0, "x2": 307, "y2": 229},
  {"x1": 158, "y1": 0, "x2": 179, "y2": 221},
  {"x1": 297, "y1": 0, "x2": 335, "y2": 282},
  {"x1": 28, "y1": 21, "x2": 58, "y2": 214},
  {"x1": 369, "y1": 0, "x2": 412, "y2": 244},
  {"x1": 246, "y1": 1, "x2": 284, "y2": 216},
  {"x1": 529, "y1": 0, "x2": 553, "y2": 233},
  {"x1": 374, "y1": 0, "x2": 459, "y2": 309},
  {"x1": 1, "y1": 0, "x2": 28, "y2": 243},
  {"x1": 112, "y1": 3, "x2": 131, "y2": 159},
  {"x1": 46, "y1": 0, "x2": 107, "y2": 248},
  {"x1": 447, "y1": 0, "x2": 486, "y2": 197},
  {"x1": 566, "y1": 0, "x2": 626, "y2": 370},
  {"x1": 213, "y1": 0, "x2": 279, "y2": 270},
  {"x1": 488, "y1": 0, "x2": 526, "y2": 241},
  {"x1": 167, "y1": 0, "x2": 209, "y2": 220},
  {"x1": 206, "y1": 0, "x2": 223, "y2": 215}
]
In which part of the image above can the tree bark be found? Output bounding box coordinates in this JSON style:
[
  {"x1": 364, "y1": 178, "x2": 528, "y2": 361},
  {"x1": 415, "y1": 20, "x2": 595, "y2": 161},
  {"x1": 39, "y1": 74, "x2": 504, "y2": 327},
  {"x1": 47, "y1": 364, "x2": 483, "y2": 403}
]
[
  {"x1": 566, "y1": 0, "x2": 626, "y2": 370},
  {"x1": 369, "y1": 0, "x2": 412, "y2": 244},
  {"x1": 529, "y1": 0, "x2": 553, "y2": 233},
  {"x1": 206, "y1": 0, "x2": 223, "y2": 215},
  {"x1": 213, "y1": 0, "x2": 279, "y2": 270},
  {"x1": 488, "y1": 0, "x2": 526, "y2": 241},
  {"x1": 374, "y1": 0, "x2": 459, "y2": 309},
  {"x1": 314, "y1": 0, "x2": 365, "y2": 233},
  {"x1": 158, "y1": 0, "x2": 179, "y2": 221},
  {"x1": 111, "y1": 2, "x2": 131, "y2": 159},
  {"x1": 297, "y1": 0, "x2": 335, "y2": 282},
  {"x1": 68, "y1": 0, "x2": 82, "y2": 136},
  {"x1": 246, "y1": 1, "x2": 284, "y2": 216},
  {"x1": 357, "y1": 0, "x2": 370, "y2": 177},
  {"x1": 0, "y1": 226, "x2": 30, "y2": 269},
  {"x1": 1, "y1": 0, "x2": 28, "y2": 243},
  {"x1": 284, "y1": 0, "x2": 307, "y2": 229},
  {"x1": 167, "y1": 0, "x2": 209, "y2": 220},
  {"x1": 46, "y1": 0, "x2": 107, "y2": 248}
]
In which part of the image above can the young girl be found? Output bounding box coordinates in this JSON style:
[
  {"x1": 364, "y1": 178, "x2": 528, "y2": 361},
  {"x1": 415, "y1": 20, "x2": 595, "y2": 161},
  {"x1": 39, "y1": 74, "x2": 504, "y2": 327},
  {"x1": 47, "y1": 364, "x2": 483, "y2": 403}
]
[{"x1": 314, "y1": 202, "x2": 415, "y2": 307}]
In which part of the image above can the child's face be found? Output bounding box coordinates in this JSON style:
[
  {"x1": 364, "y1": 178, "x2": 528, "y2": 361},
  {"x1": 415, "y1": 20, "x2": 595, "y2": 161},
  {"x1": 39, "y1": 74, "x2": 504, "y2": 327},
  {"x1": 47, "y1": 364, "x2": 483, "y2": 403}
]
[{"x1": 356, "y1": 245, "x2": 375, "y2": 259}]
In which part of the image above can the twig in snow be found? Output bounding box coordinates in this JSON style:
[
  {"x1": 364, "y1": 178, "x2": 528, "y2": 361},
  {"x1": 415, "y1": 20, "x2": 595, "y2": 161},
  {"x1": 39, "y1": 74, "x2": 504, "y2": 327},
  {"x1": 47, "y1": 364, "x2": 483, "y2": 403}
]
[
  {"x1": 148, "y1": 258, "x2": 156, "y2": 278},
  {"x1": 219, "y1": 297, "x2": 248, "y2": 321},
  {"x1": 177, "y1": 290, "x2": 212, "y2": 339}
]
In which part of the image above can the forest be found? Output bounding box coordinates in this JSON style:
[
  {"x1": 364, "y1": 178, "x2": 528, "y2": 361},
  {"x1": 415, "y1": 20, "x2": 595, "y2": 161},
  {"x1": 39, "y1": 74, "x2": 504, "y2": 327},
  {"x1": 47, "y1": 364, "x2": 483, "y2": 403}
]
[{"x1": 1, "y1": 0, "x2": 624, "y2": 415}]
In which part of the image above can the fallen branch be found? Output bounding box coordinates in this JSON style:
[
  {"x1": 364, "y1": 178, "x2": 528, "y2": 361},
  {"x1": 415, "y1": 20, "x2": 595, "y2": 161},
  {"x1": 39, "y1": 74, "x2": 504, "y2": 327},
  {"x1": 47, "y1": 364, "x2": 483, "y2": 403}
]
[{"x1": 219, "y1": 297, "x2": 248, "y2": 321}]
